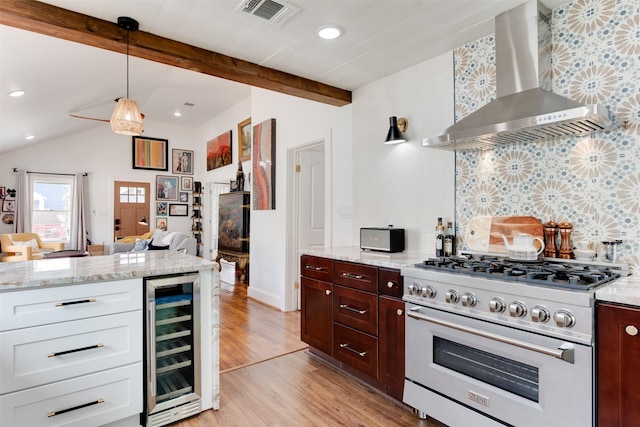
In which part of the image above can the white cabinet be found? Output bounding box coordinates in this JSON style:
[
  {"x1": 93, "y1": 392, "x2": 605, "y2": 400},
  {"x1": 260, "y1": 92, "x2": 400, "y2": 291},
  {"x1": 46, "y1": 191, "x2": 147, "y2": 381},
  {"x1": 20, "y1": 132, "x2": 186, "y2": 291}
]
[{"x1": 0, "y1": 280, "x2": 143, "y2": 427}]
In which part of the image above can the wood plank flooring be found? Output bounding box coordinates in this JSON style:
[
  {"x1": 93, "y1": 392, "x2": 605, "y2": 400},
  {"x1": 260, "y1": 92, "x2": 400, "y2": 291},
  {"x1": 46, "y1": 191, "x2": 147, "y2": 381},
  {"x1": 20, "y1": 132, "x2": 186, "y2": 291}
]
[{"x1": 175, "y1": 282, "x2": 447, "y2": 427}]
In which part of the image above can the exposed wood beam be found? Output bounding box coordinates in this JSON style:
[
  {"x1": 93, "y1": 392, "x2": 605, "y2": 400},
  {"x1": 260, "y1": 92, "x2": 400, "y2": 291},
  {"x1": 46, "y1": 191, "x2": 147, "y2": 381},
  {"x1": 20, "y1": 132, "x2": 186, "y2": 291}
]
[{"x1": 0, "y1": 0, "x2": 352, "y2": 107}]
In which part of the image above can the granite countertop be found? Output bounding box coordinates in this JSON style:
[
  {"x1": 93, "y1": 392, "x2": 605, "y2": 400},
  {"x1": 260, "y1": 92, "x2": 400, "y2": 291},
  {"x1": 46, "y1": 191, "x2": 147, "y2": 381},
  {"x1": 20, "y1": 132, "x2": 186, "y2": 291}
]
[
  {"x1": 0, "y1": 251, "x2": 218, "y2": 291},
  {"x1": 300, "y1": 246, "x2": 430, "y2": 269},
  {"x1": 596, "y1": 275, "x2": 640, "y2": 306}
]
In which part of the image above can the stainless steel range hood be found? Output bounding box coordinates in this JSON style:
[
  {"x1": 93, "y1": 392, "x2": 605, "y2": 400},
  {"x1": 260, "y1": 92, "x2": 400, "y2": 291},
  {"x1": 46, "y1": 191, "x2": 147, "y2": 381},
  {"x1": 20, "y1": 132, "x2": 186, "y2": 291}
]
[{"x1": 423, "y1": 0, "x2": 612, "y2": 151}]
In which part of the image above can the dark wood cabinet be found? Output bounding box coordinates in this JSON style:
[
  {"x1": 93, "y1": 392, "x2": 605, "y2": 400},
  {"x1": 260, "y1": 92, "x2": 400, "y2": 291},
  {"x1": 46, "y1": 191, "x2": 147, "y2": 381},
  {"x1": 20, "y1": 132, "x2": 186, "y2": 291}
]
[
  {"x1": 300, "y1": 254, "x2": 404, "y2": 401},
  {"x1": 597, "y1": 302, "x2": 640, "y2": 427}
]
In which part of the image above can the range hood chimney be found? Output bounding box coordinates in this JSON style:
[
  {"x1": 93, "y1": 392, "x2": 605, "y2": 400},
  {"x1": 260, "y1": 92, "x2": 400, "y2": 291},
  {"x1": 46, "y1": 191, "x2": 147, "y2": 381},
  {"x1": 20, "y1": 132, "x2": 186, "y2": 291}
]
[{"x1": 423, "y1": 0, "x2": 612, "y2": 151}]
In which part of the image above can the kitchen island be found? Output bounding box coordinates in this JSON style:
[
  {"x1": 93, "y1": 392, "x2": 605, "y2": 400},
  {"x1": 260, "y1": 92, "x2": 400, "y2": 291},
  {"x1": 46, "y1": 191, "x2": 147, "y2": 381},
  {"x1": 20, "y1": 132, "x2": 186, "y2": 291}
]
[{"x1": 0, "y1": 251, "x2": 220, "y2": 427}]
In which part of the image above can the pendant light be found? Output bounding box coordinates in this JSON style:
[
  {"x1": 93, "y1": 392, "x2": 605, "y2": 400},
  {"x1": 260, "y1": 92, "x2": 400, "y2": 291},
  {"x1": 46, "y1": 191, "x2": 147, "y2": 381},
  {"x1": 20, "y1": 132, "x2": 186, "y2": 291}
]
[
  {"x1": 384, "y1": 116, "x2": 408, "y2": 144},
  {"x1": 110, "y1": 17, "x2": 144, "y2": 136}
]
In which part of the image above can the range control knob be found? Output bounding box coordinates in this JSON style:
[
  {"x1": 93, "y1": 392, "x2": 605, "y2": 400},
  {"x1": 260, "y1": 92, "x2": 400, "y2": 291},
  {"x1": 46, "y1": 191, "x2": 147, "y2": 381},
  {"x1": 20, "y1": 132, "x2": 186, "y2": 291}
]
[
  {"x1": 421, "y1": 286, "x2": 437, "y2": 299},
  {"x1": 461, "y1": 293, "x2": 478, "y2": 308},
  {"x1": 489, "y1": 298, "x2": 506, "y2": 313},
  {"x1": 530, "y1": 306, "x2": 550, "y2": 323},
  {"x1": 408, "y1": 283, "x2": 420, "y2": 296},
  {"x1": 445, "y1": 290, "x2": 460, "y2": 304},
  {"x1": 508, "y1": 301, "x2": 527, "y2": 318},
  {"x1": 554, "y1": 310, "x2": 576, "y2": 328}
]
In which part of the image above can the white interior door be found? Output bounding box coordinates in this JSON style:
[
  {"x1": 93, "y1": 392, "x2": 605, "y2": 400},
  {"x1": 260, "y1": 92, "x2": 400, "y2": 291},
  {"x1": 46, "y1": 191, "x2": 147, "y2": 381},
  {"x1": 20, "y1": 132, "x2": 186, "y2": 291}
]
[{"x1": 298, "y1": 147, "x2": 325, "y2": 251}]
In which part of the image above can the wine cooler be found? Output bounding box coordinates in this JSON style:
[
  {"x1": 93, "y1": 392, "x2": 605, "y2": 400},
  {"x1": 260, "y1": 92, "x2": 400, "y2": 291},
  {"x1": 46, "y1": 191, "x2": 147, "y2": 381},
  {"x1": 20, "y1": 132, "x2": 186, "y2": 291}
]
[{"x1": 144, "y1": 273, "x2": 201, "y2": 427}]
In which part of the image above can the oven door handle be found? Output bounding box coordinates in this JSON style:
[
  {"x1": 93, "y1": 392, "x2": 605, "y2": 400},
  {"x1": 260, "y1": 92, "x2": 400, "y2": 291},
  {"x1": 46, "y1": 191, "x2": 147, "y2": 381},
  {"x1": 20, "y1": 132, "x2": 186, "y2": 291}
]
[{"x1": 408, "y1": 308, "x2": 575, "y2": 363}]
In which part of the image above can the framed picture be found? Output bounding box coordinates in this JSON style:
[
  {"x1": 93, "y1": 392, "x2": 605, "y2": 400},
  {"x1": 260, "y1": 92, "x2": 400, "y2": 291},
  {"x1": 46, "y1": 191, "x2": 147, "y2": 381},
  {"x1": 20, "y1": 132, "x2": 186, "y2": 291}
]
[
  {"x1": 2, "y1": 199, "x2": 15, "y2": 212},
  {"x1": 2, "y1": 213, "x2": 14, "y2": 225},
  {"x1": 181, "y1": 176, "x2": 193, "y2": 191},
  {"x1": 132, "y1": 136, "x2": 168, "y2": 171},
  {"x1": 156, "y1": 175, "x2": 178, "y2": 200},
  {"x1": 172, "y1": 149, "x2": 194, "y2": 175},
  {"x1": 169, "y1": 203, "x2": 188, "y2": 216},
  {"x1": 0, "y1": 187, "x2": 5, "y2": 199},
  {"x1": 238, "y1": 118, "x2": 251, "y2": 162},
  {"x1": 206, "y1": 130, "x2": 232, "y2": 171},
  {"x1": 156, "y1": 201, "x2": 168, "y2": 216},
  {"x1": 252, "y1": 118, "x2": 276, "y2": 210},
  {"x1": 179, "y1": 191, "x2": 189, "y2": 202},
  {"x1": 156, "y1": 217, "x2": 167, "y2": 230}
]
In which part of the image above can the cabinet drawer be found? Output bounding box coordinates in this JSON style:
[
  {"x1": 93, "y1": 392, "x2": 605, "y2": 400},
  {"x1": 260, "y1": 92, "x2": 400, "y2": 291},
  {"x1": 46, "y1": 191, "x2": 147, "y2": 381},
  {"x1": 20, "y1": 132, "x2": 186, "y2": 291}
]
[
  {"x1": 333, "y1": 323, "x2": 378, "y2": 379},
  {"x1": 333, "y1": 261, "x2": 378, "y2": 292},
  {"x1": 0, "y1": 279, "x2": 143, "y2": 331},
  {"x1": 0, "y1": 362, "x2": 142, "y2": 427},
  {"x1": 300, "y1": 255, "x2": 332, "y2": 282},
  {"x1": 378, "y1": 268, "x2": 402, "y2": 298},
  {"x1": 333, "y1": 285, "x2": 377, "y2": 335},
  {"x1": 1, "y1": 311, "x2": 143, "y2": 394}
]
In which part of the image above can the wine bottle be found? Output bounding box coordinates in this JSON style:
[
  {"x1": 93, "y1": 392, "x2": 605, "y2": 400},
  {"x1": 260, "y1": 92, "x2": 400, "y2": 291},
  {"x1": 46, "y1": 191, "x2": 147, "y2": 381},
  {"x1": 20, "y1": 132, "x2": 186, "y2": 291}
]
[
  {"x1": 435, "y1": 218, "x2": 445, "y2": 257},
  {"x1": 444, "y1": 222, "x2": 454, "y2": 257}
]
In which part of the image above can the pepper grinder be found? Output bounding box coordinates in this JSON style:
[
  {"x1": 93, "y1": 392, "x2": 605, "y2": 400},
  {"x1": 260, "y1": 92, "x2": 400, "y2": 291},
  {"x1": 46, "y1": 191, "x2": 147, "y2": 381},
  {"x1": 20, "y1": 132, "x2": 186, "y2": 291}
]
[
  {"x1": 544, "y1": 220, "x2": 558, "y2": 258},
  {"x1": 558, "y1": 222, "x2": 574, "y2": 259}
]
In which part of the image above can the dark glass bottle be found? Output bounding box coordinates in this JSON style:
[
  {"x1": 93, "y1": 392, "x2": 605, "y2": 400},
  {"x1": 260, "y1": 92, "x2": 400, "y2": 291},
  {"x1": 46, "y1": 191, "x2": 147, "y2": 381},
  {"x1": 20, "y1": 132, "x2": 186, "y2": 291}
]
[
  {"x1": 444, "y1": 222, "x2": 455, "y2": 257},
  {"x1": 435, "y1": 217, "x2": 445, "y2": 257}
]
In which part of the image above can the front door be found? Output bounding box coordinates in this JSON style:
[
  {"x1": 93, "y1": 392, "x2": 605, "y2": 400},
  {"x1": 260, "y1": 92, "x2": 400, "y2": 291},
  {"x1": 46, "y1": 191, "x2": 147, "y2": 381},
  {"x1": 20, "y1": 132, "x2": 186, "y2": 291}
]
[{"x1": 114, "y1": 181, "x2": 150, "y2": 240}]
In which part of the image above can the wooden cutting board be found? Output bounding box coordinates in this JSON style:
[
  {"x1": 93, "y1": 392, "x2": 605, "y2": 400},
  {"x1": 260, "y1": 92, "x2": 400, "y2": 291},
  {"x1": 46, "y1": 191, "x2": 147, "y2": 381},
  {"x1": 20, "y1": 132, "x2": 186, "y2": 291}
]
[{"x1": 465, "y1": 216, "x2": 544, "y2": 254}]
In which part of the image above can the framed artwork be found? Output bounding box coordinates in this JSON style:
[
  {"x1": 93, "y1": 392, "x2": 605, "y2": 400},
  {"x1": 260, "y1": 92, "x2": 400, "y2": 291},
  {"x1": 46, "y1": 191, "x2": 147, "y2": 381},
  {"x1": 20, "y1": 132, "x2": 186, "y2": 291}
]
[
  {"x1": 252, "y1": 118, "x2": 276, "y2": 210},
  {"x1": 156, "y1": 217, "x2": 167, "y2": 230},
  {"x1": 2, "y1": 213, "x2": 14, "y2": 225},
  {"x1": 156, "y1": 201, "x2": 168, "y2": 216},
  {"x1": 238, "y1": 118, "x2": 251, "y2": 162},
  {"x1": 179, "y1": 191, "x2": 189, "y2": 202},
  {"x1": 2, "y1": 199, "x2": 15, "y2": 212},
  {"x1": 206, "y1": 130, "x2": 232, "y2": 171},
  {"x1": 181, "y1": 176, "x2": 193, "y2": 191},
  {"x1": 169, "y1": 203, "x2": 188, "y2": 216},
  {"x1": 132, "y1": 136, "x2": 168, "y2": 171},
  {"x1": 0, "y1": 187, "x2": 5, "y2": 199},
  {"x1": 156, "y1": 175, "x2": 178, "y2": 201},
  {"x1": 172, "y1": 149, "x2": 194, "y2": 175}
]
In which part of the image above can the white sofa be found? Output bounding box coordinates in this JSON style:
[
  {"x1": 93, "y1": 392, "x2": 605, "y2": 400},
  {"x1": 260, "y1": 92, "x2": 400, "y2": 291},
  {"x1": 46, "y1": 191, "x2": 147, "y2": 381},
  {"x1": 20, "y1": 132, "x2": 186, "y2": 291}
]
[{"x1": 108, "y1": 230, "x2": 197, "y2": 256}]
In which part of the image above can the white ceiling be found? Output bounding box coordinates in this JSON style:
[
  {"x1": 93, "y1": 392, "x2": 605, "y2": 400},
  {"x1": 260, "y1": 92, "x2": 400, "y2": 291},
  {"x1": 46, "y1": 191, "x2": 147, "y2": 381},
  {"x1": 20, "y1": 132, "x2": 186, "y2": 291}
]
[{"x1": 0, "y1": 0, "x2": 568, "y2": 154}]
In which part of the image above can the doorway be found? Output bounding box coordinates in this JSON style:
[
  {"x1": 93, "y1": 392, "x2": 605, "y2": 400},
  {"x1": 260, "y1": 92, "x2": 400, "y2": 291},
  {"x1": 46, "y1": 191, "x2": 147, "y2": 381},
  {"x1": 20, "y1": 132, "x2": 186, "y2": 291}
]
[{"x1": 113, "y1": 181, "x2": 150, "y2": 240}]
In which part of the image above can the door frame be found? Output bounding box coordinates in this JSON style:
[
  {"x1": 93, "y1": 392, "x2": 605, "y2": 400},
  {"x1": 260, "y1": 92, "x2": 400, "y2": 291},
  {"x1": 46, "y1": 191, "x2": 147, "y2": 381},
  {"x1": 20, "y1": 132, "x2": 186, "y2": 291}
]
[{"x1": 285, "y1": 136, "x2": 332, "y2": 311}]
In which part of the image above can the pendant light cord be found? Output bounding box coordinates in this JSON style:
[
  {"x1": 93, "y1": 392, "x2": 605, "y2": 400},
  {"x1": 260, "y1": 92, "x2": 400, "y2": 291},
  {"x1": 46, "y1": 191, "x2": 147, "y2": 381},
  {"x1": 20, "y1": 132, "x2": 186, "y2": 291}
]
[{"x1": 126, "y1": 28, "x2": 130, "y2": 99}]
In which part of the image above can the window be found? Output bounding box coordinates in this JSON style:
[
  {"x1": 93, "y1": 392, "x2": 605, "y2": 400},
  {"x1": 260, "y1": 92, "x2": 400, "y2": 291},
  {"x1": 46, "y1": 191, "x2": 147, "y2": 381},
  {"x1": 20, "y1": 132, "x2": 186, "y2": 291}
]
[
  {"x1": 31, "y1": 174, "x2": 74, "y2": 243},
  {"x1": 119, "y1": 186, "x2": 146, "y2": 203}
]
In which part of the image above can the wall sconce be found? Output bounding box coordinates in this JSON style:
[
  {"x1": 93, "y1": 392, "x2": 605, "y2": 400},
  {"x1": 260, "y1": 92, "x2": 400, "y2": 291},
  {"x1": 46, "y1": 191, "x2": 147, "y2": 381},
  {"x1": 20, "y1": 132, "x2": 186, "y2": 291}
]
[
  {"x1": 384, "y1": 116, "x2": 408, "y2": 144},
  {"x1": 138, "y1": 216, "x2": 148, "y2": 225}
]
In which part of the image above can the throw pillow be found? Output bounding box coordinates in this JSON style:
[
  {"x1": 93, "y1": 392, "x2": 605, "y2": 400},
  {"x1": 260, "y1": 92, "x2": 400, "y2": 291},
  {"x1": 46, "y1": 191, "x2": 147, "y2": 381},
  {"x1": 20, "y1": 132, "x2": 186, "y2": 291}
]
[
  {"x1": 11, "y1": 238, "x2": 40, "y2": 252},
  {"x1": 132, "y1": 238, "x2": 150, "y2": 252},
  {"x1": 148, "y1": 242, "x2": 170, "y2": 250}
]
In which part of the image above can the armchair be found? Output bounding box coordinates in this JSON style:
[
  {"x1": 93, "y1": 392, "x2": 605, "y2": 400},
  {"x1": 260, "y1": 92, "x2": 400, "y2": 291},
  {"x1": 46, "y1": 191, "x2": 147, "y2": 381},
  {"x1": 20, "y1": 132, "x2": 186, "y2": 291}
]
[{"x1": 0, "y1": 233, "x2": 65, "y2": 262}]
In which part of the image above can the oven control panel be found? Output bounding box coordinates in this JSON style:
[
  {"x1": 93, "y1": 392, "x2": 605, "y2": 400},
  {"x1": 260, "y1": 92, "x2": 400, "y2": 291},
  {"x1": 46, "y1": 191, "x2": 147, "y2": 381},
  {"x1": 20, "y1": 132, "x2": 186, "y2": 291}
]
[{"x1": 401, "y1": 268, "x2": 593, "y2": 345}]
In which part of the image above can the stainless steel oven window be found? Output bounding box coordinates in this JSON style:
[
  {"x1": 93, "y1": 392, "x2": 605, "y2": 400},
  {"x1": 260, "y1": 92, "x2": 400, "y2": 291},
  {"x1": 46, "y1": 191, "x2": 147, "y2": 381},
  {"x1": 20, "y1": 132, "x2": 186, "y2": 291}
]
[{"x1": 433, "y1": 337, "x2": 539, "y2": 402}]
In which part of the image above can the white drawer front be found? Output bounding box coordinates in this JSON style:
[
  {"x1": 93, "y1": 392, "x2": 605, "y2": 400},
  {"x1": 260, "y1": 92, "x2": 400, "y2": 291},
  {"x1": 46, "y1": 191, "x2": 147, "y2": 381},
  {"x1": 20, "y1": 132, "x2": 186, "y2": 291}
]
[
  {"x1": 1, "y1": 311, "x2": 143, "y2": 394},
  {"x1": 0, "y1": 279, "x2": 142, "y2": 331},
  {"x1": 0, "y1": 362, "x2": 142, "y2": 427}
]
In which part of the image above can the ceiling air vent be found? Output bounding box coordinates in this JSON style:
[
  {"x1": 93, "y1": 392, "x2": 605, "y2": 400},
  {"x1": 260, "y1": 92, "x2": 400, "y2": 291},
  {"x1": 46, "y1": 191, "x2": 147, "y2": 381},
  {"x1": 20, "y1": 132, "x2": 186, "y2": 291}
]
[{"x1": 236, "y1": 0, "x2": 300, "y2": 26}]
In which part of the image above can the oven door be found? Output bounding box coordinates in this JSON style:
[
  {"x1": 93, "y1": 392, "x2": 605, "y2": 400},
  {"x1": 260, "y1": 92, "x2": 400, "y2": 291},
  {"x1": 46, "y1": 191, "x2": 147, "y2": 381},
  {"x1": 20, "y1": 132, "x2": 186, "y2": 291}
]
[{"x1": 405, "y1": 305, "x2": 593, "y2": 427}]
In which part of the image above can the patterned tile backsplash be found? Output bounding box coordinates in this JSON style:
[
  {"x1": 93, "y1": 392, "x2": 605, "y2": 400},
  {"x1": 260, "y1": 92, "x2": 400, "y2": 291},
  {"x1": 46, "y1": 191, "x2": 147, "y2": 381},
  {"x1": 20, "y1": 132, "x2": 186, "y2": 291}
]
[{"x1": 454, "y1": 0, "x2": 639, "y2": 271}]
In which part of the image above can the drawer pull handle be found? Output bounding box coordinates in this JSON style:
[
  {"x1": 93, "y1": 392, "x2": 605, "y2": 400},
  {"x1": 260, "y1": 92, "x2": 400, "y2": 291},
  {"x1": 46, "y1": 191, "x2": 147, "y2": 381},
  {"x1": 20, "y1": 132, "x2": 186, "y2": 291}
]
[
  {"x1": 387, "y1": 281, "x2": 397, "y2": 288},
  {"x1": 397, "y1": 309, "x2": 404, "y2": 316},
  {"x1": 56, "y1": 298, "x2": 96, "y2": 307},
  {"x1": 626, "y1": 325, "x2": 638, "y2": 336},
  {"x1": 48, "y1": 343, "x2": 104, "y2": 358},
  {"x1": 339, "y1": 343, "x2": 367, "y2": 357},
  {"x1": 325, "y1": 289, "x2": 332, "y2": 296},
  {"x1": 341, "y1": 272, "x2": 363, "y2": 279},
  {"x1": 48, "y1": 398, "x2": 104, "y2": 417},
  {"x1": 305, "y1": 265, "x2": 324, "y2": 271},
  {"x1": 339, "y1": 304, "x2": 367, "y2": 315}
]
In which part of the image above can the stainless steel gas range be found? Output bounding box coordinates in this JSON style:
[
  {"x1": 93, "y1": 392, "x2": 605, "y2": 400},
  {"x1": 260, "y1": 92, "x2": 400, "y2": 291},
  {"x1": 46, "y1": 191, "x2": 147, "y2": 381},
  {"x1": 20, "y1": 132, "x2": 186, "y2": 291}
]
[{"x1": 401, "y1": 255, "x2": 626, "y2": 427}]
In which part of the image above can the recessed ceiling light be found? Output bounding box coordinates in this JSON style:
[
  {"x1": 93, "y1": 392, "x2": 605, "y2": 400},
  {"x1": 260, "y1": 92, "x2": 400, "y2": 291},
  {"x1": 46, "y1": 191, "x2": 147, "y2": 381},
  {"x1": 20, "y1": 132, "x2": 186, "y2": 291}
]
[
  {"x1": 316, "y1": 24, "x2": 343, "y2": 40},
  {"x1": 174, "y1": 111, "x2": 182, "y2": 117},
  {"x1": 9, "y1": 90, "x2": 25, "y2": 97},
  {"x1": 25, "y1": 135, "x2": 35, "y2": 140}
]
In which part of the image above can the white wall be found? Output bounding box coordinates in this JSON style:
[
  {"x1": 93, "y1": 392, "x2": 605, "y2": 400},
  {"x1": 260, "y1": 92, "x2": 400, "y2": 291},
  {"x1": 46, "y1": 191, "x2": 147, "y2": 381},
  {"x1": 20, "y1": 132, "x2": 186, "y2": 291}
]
[
  {"x1": 1, "y1": 119, "x2": 199, "y2": 244},
  {"x1": 352, "y1": 51, "x2": 456, "y2": 254}
]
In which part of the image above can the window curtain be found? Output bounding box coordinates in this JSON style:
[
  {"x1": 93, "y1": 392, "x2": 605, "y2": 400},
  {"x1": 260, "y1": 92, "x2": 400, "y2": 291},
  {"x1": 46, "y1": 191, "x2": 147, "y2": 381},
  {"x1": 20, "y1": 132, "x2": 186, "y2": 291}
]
[
  {"x1": 13, "y1": 169, "x2": 31, "y2": 233},
  {"x1": 70, "y1": 173, "x2": 86, "y2": 251}
]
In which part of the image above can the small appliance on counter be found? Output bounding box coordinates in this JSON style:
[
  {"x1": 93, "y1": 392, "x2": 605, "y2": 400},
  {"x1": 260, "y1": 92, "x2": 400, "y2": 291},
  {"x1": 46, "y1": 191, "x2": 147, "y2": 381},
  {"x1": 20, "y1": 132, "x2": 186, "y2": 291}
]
[{"x1": 360, "y1": 227, "x2": 405, "y2": 253}]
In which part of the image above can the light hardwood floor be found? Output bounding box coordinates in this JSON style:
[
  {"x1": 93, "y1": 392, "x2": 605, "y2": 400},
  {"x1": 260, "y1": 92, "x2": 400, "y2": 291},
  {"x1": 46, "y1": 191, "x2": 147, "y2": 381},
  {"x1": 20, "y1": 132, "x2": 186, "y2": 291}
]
[{"x1": 175, "y1": 282, "x2": 447, "y2": 427}]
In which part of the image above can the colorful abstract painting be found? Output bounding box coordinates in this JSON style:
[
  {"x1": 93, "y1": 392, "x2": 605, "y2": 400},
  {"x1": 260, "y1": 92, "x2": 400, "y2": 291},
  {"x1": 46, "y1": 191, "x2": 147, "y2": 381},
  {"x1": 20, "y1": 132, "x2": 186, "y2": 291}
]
[
  {"x1": 206, "y1": 130, "x2": 232, "y2": 171},
  {"x1": 252, "y1": 118, "x2": 276, "y2": 210}
]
